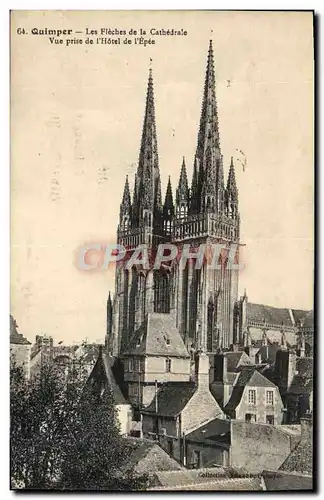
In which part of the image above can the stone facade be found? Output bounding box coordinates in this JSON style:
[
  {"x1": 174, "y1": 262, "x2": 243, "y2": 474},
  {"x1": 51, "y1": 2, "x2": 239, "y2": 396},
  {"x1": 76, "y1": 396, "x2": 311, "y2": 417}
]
[{"x1": 224, "y1": 368, "x2": 284, "y2": 425}]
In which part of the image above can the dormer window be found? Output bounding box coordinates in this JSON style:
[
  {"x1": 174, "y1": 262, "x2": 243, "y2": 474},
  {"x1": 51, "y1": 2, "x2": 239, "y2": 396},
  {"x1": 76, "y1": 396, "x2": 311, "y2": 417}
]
[{"x1": 164, "y1": 335, "x2": 170, "y2": 345}]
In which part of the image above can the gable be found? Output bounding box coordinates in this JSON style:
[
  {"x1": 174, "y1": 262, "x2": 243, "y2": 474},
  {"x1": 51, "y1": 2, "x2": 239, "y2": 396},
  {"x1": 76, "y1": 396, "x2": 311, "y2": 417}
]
[
  {"x1": 247, "y1": 370, "x2": 277, "y2": 388},
  {"x1": 124, "y1": 313, "x2": 189, "y2": 358}
]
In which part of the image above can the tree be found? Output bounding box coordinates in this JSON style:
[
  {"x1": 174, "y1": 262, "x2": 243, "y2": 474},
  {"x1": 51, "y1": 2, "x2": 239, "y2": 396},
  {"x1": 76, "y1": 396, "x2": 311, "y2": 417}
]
[{"x1": 10, "y1": 361, "x2": 148, "y2": 491}]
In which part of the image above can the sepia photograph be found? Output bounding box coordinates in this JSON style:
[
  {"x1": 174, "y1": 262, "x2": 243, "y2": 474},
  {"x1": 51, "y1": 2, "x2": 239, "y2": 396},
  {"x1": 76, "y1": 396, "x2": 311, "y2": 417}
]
[{"x1": 10, "y1": 10, "x2": 314, "y2": 491}]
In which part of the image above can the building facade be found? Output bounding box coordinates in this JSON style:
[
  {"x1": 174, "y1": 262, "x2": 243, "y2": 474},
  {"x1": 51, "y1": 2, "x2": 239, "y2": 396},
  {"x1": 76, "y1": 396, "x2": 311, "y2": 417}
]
[{"x1": 108, "y1": 40, "x2": 241, "y2": 357}]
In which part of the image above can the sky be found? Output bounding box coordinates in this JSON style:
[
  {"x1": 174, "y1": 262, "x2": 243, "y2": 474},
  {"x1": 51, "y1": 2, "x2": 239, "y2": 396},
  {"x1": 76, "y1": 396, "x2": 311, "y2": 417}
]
[{"x1": 11, "y1": 10, "x2": 314, "y2": 344}]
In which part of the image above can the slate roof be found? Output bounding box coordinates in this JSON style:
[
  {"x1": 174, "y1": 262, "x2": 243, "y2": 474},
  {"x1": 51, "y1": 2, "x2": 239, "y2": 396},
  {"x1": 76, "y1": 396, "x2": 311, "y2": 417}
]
[
  {"x1": 150, "y1": 476, "x2": 264, "y2": 491},
  {"x1": 124, "y1": 313, "x2": 190, "y2": 357},
  {"x1": 302, "y1": 311, "x2": 314, "y2": 329},
  {"x1": 247, "y1": 303, "x2": 293, "y2": 326},
  {"x1": 89, "y1": 352, "x2": 128, "y2": 405},
  {"x1": 10, "y1": 315, "x2": 31, "y2": 345},
  {"x1": 186, "y1": 418, "x2": 230, "y2": 446},
  {"x1": 279, "y1": 438, "x2": 313, "y2": 475},
  {"x1": 292, "y1": 309, "x2": 314, "y2": 329},
  {"x1": 142, "y1": 382, "x2": 196, "y2": 417},
  {"x1": 225, "y1": 351, "x2": 254, "y2": 371},
  {"x1": 123, "y1": 438, "x2": 183, "y2": 473},
  {"x1": 262, "y1": 470, "x2": 313, "y2": 491},
  {"x1": 75, "y1": 344, "x2": 100, "y2": 363},
  {"x1": 224, "y1": 368, "x2": 277, "y2": 412}
]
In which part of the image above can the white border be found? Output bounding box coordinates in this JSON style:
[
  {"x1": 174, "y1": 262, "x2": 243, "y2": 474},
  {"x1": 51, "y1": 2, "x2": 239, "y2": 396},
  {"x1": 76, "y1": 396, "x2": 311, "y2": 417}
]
[{"x1": 2, "y1": 2, "x2": 320, "y2": 499}]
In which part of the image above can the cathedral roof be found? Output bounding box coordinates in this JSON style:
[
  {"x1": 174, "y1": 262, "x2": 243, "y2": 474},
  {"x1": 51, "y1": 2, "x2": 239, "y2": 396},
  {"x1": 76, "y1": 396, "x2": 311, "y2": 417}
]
[
  {"x1": 247, "y1": 303, "x2": 293, "y2": 326},
  {"x1": 124, "y1": 313, "x2": 190, "y2": 358}
]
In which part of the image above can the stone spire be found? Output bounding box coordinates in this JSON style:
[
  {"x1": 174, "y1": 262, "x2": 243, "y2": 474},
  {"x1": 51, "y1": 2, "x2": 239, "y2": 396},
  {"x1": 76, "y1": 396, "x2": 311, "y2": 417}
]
[
  {"x1": 119, "y1": 175, "x2": 132, "y2": 229},
  {"x1": 226, "y1": 157, "x2": 238, "y2": 201},
  {"x1": 131, "y1": 173, "x2": 138, "y2": 227},
  {"x1": 176, "y1": 157, "x2": 189, "y2": 207},
  {"x1": 194, "y1": 40, "x2": 224, "y2": 213},
  {"x1": 105, "y1": 292, "x2": 113, "y2": 353},
  {"x1": 136, "y1": 68, "x2": 162, "y2": 227},
  {"x1": 164, "y1": 176, "x2": 174, "y2": 214},
  {"x1": 163, "y1": 176, "x2": 174, "y2": 235}
]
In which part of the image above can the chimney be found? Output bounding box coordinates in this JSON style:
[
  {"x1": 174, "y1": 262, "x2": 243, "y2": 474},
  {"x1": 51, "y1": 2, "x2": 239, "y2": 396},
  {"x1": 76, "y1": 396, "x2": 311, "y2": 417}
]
[
  {"x1": 300, "y1": 414, "x2": 312, "y2": 441},
  {"x1": 195, "y1": 351, "x2": 210, "y2": 388},
  {"x1": 275, "y1": 350, "x2": 296, "y2": 391},
  {"x1": 223, "y1": 355, "x2": 228, "y2": 383}
]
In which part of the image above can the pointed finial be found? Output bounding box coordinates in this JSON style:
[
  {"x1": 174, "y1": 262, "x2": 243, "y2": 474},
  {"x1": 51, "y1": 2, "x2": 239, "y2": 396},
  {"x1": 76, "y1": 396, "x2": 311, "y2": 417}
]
[{"x1": 230, "y1": 156, "x2": 234, "y2": 166}]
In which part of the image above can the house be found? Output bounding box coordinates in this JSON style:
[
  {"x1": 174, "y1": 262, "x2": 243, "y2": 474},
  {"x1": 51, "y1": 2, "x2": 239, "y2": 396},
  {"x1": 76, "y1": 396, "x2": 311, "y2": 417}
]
[
  {"x1": 275, "y1": 350, "x2": 313, "y2": 423},
  {"x1": 10, "y1": 315, "x2": 31, "y2": 379},
  {"x1": 87, "y1": 348, "x2": 132, "y2": 435},
  {"x1": 224, "y1": 367, "x2": 284, "y2": 424},
  {"x1": 122, "y1": 312, "x2": 191, "y2": 408},
  {"x1": 184, "y1": 418, "x2": 230, "y2": 468},
  {"x1": 73, "y1": 343, "x2": 101, "y2": 377},
  {"x1": 141, "y1": 352, "x2": 225, "y2": 463},
  {"x1": 209, "y1": 351, "x2": 255, "y2": 407}
]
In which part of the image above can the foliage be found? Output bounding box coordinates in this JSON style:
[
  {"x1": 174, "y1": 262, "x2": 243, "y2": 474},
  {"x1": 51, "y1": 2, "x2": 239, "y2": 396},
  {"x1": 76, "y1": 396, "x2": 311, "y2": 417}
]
[{"x1": 10, "y1": 361, "x2": 148, "y2": 491}]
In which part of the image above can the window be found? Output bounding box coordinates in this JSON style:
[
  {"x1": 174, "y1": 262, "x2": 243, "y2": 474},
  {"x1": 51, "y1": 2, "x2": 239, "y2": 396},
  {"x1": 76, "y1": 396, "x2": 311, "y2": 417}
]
[
  {"x1": 193, "y1": 450, "x2": 202, "y2": 468},
  {"x1": 266, "y1": 415, "x2": 274, "y2": 425},
  {"x1": 134, "y1": 359, "x2": 139, "y2": 372},
  {"x1": 166, "y1": 358, "x2": 172, "y2": 373},
  {"x1": 245, "y1": 413, "x2": 256, "y2": 423},
  {"x1": 167, "y1": 439, "x2": 174, "y2": 456},
  {"x1": 128, "y1": 358, "x2": 133, "y2": 372},
  {"x1": 266, "y1": 390, "x2": 274, "y2": 405},
  {"x1": 248, "y1": 389, "x2": 256, "y2": 405}
]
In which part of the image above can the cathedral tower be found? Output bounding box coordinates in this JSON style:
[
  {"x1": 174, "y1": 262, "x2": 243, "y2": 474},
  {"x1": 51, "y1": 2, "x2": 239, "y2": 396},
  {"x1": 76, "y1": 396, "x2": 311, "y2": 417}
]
[{"x1": 110, "y1": 41, "x2": 240, "y2": 355}]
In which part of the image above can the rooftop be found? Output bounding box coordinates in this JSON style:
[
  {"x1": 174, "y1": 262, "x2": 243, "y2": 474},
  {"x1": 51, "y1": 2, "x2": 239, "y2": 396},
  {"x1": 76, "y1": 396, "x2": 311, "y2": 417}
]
[
  {"x1": 124, "y1": 313, "x2": 190, "y2": 358},
  {"x1": 142, "y1": 381, "x2": 196, "y2": 417}
]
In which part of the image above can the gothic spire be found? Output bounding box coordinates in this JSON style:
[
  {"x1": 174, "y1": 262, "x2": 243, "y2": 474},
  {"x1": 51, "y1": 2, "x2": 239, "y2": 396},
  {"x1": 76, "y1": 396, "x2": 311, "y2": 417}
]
[
  {"x1": 105, "y1": 292, "x2": 113, "y2": 352},
  {"x1": 176, "y1": 157, "x2": 189, "y2": 205},
  {"x1": 164, "y1": 176, "x2": 174, "y2": 212},
  {"x1": 194, "y1": 40, "x2": 224, "y2": 213},
  {"x1": 226, "y1": 157, "x2": 238, "y2": 202},
  {"x1": 119, "y1": 175, "x2": 132, "y2": 225},
  {"x1": 136, "y1": 67, "x2": 162, "y2": 223},
  {"x1": 190, "y1": 156, "x2": 199, "y2": 213}
]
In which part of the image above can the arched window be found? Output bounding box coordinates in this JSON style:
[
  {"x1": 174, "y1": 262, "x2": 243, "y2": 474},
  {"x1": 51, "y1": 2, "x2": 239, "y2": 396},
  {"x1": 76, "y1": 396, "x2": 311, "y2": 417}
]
[
  {"x1": 207, "y1": 298, "x2": 214, "y2": 352},
  {"x1": 154, "y1": 270, "x2": 170, "y2": 313}
]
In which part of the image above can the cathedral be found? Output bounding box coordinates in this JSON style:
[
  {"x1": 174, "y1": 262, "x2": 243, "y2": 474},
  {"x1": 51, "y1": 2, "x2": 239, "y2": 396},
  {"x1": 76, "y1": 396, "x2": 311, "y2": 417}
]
[{"x1": 107, "y1": 40, "x2": 241, "y2": 357}]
